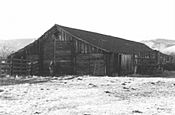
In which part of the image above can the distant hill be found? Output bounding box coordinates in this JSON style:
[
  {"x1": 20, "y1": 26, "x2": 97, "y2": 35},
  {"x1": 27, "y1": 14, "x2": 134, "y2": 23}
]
[
  {"x1": 0, "y1": 39, "x2": 34, "y2": 57},
  {"x1": 141, "y1": 39, "x2": 175, "y2": 56}
]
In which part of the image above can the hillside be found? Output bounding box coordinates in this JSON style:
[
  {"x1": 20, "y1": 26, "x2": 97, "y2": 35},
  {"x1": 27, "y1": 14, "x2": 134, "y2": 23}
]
[
  {"x1": 141, "y1": 39, "x2": 175, "y2": 55},
  {"x1": 0, "y1": 39, "x2": 34, "y2": 57}
]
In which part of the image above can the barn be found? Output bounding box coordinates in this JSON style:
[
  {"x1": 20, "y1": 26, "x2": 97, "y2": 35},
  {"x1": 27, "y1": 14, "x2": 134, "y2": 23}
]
[{"x1": 7, "y1": 24, "x2": 173, "y2": 76}]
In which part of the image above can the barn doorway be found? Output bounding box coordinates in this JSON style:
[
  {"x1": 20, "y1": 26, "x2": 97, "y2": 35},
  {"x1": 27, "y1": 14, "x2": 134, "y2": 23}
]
[{"x1": 114, "y1": 53, "x2": 121, "y2": 75}]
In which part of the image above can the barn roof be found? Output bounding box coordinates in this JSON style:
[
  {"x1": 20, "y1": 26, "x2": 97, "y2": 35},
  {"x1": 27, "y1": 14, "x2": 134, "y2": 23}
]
[{"x1": 57, "y1": 24, "x2": 153, "y2": 54}]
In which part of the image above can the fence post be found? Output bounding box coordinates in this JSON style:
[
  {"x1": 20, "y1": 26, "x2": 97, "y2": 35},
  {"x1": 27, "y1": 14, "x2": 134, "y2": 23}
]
[{"x1": 0, "y1": 58, "x2": 1, "y2": 77}]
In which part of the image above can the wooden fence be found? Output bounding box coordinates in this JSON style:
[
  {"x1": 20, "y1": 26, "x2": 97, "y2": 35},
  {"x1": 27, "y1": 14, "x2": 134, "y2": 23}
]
[
  {"x1": 0, "y1": 58, "x2": 39, "y2": 77},
  {"x1": 0, "y1": 59, "x2": 10, "y2": 77}
]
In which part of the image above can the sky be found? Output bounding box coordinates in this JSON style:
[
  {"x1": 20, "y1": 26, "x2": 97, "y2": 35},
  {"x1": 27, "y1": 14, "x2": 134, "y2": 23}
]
[{"x1": 0, "y1": 0, "x2": 174, "y2": 42}]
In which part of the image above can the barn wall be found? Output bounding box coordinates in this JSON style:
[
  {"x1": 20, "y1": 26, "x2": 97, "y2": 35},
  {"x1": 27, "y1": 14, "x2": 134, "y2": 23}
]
[
  {"x1": 135, "y1": 51, "x2": 158, "y2": 74},
  {"x1": 39, "y1": 26, "x2": 58, "y2": 75},
  {"x1": 39, "y1": 27, "x2": 75, "y2": 76},
  {"x1": 51, "y1": 27, "x2": 107, "y2": 76},
  {"x1": 54, "y1": 41, "x2": 73, "y2": 75},
  {"x1": 42, "y1": 37, "x2": 54, "y2": 75},
  {"x1": 76, "y1": 53, "x2": 106, "y2": 75},
  {"x1": 72, "y1": 38, "x2": 106, "y2": 75},
  {"x1": 112, "y1": 53, "x2": 121, "y2": 76},
  {"x1": 106, "y1": 53, "x2": 115, "y2": 76},
  {"x1": 120, "y1": 54, "x2": 134, "y2": 75},
  {"x1": 108, "y1": 53, "x2": 134, "y2": 76}
]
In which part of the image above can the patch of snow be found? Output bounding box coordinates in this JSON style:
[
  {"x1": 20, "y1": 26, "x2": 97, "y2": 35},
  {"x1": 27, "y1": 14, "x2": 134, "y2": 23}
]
[{"x1": 1, "y1": 76, "x2": 175, "y2": 114}]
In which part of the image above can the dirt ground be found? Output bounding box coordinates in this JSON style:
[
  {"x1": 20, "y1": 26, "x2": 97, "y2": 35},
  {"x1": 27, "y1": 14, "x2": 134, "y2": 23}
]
[{"x1": 1, "y1": 75, "x2": 175, "y2": 115}]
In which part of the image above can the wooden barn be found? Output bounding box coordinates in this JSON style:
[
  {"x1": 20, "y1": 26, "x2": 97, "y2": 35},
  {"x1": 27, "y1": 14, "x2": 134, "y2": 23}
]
[{"x1": 7, "y1": 24, "x2": 173, "y2": 76}]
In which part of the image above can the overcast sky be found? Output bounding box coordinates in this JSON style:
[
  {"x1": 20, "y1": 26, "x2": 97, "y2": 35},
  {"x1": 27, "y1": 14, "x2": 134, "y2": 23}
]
[{"x1": 0, "y1": 0, "x2": 174, "y2": 42}]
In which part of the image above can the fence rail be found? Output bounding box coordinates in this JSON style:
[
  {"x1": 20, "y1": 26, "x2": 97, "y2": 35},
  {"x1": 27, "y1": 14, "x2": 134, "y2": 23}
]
[
  {"x1": 0, "y1": 59, "x2": 10, "y2": 76},
  {"x1": 0, "y1": 58, "x2": 39, "y2": 77}
]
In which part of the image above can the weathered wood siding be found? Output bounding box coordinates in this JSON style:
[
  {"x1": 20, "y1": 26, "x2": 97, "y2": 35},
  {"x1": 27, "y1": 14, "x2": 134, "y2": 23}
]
[
  {"x1": 135, "y1": 51, "x2": 158, "y2": 74},
  {"x1": 54, "y1": 41, "x2": 73, "y2": 75},
  {"x1": 120, "y1": 54, "x2": 134, "y2": 75},
  {"x1": 26, "y1": 55, "x2": 39, "y2": 75},
  {"x1": 76, "y1": 53, "x2": 105, "y2": 75},
  {"x1": 42, "y1": 34, "x2": 54, "y2": 75},
  {"x1": 112, "y1": 53, "x2": 121, "y2": 76},
  {"x1": 51, "y1": 27, "x2": 107, "y2": 76},
  {"x1": 52, "y1": 29, "x2": 74, "y2": 75}
]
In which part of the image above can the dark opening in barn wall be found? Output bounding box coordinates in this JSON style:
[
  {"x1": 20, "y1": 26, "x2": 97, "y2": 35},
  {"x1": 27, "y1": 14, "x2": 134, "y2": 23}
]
[
  {"x1": 113, "y1": 53, "x2": 121, "y2": 75},
  {"x1": 120, "y1": 54, "x2": 134, "y2": 75}
]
